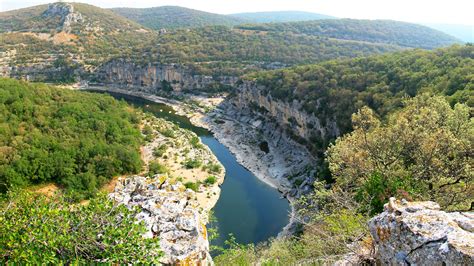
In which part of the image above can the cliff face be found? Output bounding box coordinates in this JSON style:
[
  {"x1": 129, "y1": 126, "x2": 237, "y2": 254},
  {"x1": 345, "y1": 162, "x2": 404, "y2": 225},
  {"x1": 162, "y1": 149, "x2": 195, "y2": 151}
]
[
  {"x1": 232, "y1": 81, "x2": 340, "y2": 152},
  {"x1": 91, "y1": 60, "x2": 238, "y2": 92},
  {"x1": 369, "y1": 198, "x2": 474, "y2": 265}
]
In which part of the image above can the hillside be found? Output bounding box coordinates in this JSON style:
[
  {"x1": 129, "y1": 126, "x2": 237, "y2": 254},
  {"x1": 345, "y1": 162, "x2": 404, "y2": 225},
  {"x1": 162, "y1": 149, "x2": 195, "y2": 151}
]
[
  {"x1": 0, "y1": 3, "x2": 462, "y2": 86},
  {"x1": 0, "y1": 78, "x2": 143, "y2": 199},
  {"x1": 0, "y1": 2, "x2": 155, "y2": 68},
  {"x1": 230, "y1": 11, "x2": 336, "y2": 23},
  {"x1": 134, "y1": 26, "x2": 401, "y2": 76},
  {"x1": 244, "y1": 44, "x2": 474, "y2": 152},
  {"x1": 237, "y1": 19, "x2": 461, "y2": 49},
  {"x1": 0, "y1": 2, "x2": 145, "y2": 34},
  {"x1": 111, "y1": 6, "x2": 248, "y2": 30}
]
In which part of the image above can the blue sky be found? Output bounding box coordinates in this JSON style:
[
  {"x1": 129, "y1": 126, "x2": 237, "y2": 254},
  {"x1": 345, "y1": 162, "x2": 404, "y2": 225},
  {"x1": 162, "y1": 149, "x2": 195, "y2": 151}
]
[{"x1": 1, "y1": 0, "x2": 473, "y2": 25}]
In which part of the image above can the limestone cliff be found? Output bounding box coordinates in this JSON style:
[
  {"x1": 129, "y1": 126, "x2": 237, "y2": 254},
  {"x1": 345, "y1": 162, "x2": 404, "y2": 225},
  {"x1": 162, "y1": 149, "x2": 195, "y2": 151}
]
[
  {"x1": 232, "y1": 81, "x2": 340, "y2": 154},
  {"x1": 369, "y1": 198, "x2": 474, "y2": 265},
  {"x1": 90, "y1": 59, "x2": 238, "y2": 92}
]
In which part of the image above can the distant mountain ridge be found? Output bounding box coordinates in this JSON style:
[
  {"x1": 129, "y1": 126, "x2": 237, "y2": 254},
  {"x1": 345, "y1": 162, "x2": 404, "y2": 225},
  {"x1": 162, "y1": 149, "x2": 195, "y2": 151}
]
[
  {"x1": 230, "y1": 11, "x2": 336, "y2": 23},
  {"x1": 111, "y1": 6, "x2": 248, "y2": 30},
  {"x1": 423, "y1": 23, "x2": 473, "y2": 43},
  {"x1": 236, "y1": 19, "x2": 460, "y2": 49},
  {"x1": 0, "y1": 2, "x2": 463, "y2": 85}
]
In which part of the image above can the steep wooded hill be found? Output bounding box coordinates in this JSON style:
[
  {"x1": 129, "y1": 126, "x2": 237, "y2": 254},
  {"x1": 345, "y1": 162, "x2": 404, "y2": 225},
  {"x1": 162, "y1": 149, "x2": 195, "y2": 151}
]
[
  {"x1": 237, "y1": 19, "x2": 460, "y2": 49},
  {"x1": 242, "y1": 44, "x2": 473, "y2": 153}
]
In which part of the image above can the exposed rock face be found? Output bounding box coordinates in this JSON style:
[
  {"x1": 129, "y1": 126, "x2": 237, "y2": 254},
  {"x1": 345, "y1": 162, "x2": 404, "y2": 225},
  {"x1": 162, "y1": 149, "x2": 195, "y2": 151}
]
[
  {"x1": 43, "y1": 3, "x2": 84, "y2": 33},
  {"x1": 206, "y1": 100, "x2": 316, "y2": 198},
  {"x1": 369, "y1": 198, "x2": 474, "y2": 265},
  {"x1": 91, "y1": 59, "x2": 238, "y2": 92},
  {"x1": 109, "y1": 175, "x2": 212, "y2": 265},
  {"x1": 233, "y1": 82, "x2": 340, "y2": 150}
]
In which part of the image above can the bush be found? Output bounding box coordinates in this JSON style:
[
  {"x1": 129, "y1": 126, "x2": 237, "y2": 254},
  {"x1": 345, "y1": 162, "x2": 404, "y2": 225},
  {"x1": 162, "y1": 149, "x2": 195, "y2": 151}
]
[
  {"x1": 204, "y1": 176, "x2": 217, "y2": 186},
  {"x1": 203, "y1": 163, "x2": 222, "y2": 174},
  {"x1": 327, "y1": 95, "x2": 473, "y2": 211},
  {"x1": 148, "y1": 161, "x2": 169, "y2": 176},
  {"x1": 0, "y1": 190, "x2": 162, "y2": 263},
  {"x1": 142, "y1": 125, "x2": 153, "y2": 136},
  {"x1": 184, "y1": 159, "x2": 202, "y2": 169},
  {"x1": 159, "y1": 128, "x2": 176, "y2": 138},
  {"x1": 190, "y1": 136, "x2": 203, "y2": 149},
  {"x1": 153, "y1": 144, "x2": 168, "y2": 157},
  {"x1": 184, "y1": 181, "x2": 199, "y2": 192}
]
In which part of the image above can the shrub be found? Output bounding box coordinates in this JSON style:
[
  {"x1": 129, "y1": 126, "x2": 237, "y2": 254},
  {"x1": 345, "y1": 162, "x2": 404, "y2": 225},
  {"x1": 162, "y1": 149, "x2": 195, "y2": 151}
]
[
  {"x1": 184, "y1": 182, "x2": 199, "y2": 192},
  {"x1": 0, "y1": 190, "x2": 162, "y2": 263},
  {"x1": 190, "y1": 136, "x2": 203, "y2": 149},
  {"x1": 153, "y1": 144, "x2": 168, "y2": 157},
  {"x1": 204, "y1": 163, "x2": 222, "y2": 174},
  {"x1": 142, "y1": 125, "x2": 153, "y2": 136},
  {"x1": 159, "y1": 128, "x2": 176, "y2": 138},
  {"x1": 148, "y1": 161, "x2": 169, "y2": 176},
  {"x1": 327, "y1": 95, "x2": 473, "y2": 211},
  {"x1": 184, "y1": 159, "x2": 202, "y2": 169},
  {"x1": 204, "y1": 176, "x2": 217, "y2": 186}
]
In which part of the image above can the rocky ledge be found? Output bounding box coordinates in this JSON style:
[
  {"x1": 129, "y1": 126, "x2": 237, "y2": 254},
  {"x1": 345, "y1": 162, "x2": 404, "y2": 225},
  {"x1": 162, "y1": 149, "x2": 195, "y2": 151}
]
[
  {"x1": 369, "y1": 197, "x2": 473, "y2": 265},
  {"x1": 109, "y1": 175, "x2": 212, "y2": 265}
]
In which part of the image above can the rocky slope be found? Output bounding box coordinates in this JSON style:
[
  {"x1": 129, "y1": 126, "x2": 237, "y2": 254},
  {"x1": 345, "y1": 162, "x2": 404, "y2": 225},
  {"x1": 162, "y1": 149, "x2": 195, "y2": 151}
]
[
  {"x1": 369, "y1": 198, "x2": 474, "y2": 265},
  {"x1": 105, "y1": 112, "x2": 225, "y2": 264},
  {"x1": 110, "y1": 176, "x2": 213, "y2": 264},
  {"x1": 233, "y1": 81, "x2": 340, "y2": 150}
]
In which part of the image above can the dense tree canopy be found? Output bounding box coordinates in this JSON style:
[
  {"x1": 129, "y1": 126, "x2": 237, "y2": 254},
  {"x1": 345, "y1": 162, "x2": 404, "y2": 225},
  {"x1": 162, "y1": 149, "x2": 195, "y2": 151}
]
[
  {"x1": 237, "y1": 19, "x2": 460, "y2": 49},
  {"x1": 1, "y1": 3, "x2": 461, "y2": 82},
  {"x1": 0, "y1": 190, "x2": 161, "y2": 263},
  {"x1": 327, "y1": 95, "x2": 473, "y2": 212},
  {"x1": 246, "y1": 44, "x2": 473, "y2": 154},
  {"x1": 0, "y1": 78, "x2": 143, "y2": 199}
]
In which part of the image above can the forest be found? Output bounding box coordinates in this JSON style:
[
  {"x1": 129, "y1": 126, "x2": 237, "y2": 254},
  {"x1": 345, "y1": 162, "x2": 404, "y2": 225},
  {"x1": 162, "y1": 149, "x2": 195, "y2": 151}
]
[
  {"x1": 215, "y1": 94, "x2": 473, "y2": 264},
  {"x1": 0, "y1": 2, "x2": 472, "y2": 264},
  {"x1": 236, "y1": 19, "x2": 459, "y2": 49},
  {"x1": 0, "y1": 78, "x2": 143, "y2": 199},
  {"x1": 0, "y1": 2, "x2": 462, "y2": 82},
  {"x1": 245, "y1": 44, "x2": 473, "y2": 153}
]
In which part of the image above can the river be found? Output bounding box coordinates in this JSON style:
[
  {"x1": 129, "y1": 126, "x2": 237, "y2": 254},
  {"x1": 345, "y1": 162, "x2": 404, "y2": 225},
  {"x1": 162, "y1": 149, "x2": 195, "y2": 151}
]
[{"x1": 98, "y1": 91, "x2": 290, "y2": 248}]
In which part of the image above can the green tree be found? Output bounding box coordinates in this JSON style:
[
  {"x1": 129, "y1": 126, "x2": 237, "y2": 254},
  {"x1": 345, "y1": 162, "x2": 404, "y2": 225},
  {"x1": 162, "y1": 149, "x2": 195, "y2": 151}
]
[
  {"x1": 327, "y1": 95, "x2": 473, "y2": 212},
  {"x1": 0, "y1": 78, "x2": 143, "y2": 199},
  {"x1": 0, "y1": 190, "x2": 162, "y2": 263}
]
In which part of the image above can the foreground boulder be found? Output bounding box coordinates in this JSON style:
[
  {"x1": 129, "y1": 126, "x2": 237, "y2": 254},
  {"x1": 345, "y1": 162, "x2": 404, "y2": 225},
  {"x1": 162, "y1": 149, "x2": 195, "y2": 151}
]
[
  {"x1": 369, "y1": 198, "x2": 473, "y2": 265},
  {"x1": 109, "y1": 176, "x2": 212, "y2": 265}
]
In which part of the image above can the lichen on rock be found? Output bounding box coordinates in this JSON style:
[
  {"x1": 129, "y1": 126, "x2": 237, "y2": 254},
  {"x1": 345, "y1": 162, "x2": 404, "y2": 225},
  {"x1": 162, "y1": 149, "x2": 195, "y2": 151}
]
[{"x1": 369, "y1": 197, "x2": 474, "y2": 265}]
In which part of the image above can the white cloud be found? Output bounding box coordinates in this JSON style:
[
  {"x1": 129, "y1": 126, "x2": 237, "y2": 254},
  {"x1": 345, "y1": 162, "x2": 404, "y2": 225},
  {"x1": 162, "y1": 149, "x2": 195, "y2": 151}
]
[{"x1": 1, "y1": 0, "x2": 473, "y2": 25}]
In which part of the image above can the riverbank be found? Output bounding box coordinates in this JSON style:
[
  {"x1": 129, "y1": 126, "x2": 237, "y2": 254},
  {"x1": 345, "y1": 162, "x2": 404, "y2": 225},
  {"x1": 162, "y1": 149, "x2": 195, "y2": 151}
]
[{"x1": 79, "y1": 86, "x2": 304, "y2": 235}]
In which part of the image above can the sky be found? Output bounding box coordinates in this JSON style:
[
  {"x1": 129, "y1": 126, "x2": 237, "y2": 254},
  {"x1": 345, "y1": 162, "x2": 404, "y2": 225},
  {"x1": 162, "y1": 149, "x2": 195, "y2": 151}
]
[{"x1": 0, "y1": 0, "x2": 473, "y2": 26}]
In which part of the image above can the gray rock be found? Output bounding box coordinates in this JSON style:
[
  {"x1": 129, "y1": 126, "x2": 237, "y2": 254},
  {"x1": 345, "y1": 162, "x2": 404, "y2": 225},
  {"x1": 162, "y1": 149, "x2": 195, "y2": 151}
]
[
  {"x1": 109, "y1": 176, "x2": 212, "y2": 265},
  {"x1": 369, "y1": 197, "x2": 474, "y2": 265}
]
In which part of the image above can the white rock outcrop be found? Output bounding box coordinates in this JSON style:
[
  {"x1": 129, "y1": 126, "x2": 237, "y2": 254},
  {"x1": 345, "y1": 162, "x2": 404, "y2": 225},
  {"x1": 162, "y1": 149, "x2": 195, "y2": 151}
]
[
  {"x1": 369, "y1": 198, "x2": 474, "y2": 265},
  {"x1": 43, "y1": 3, "x2": 84, "y2": 33},
  {"x1": 109, "y1": 175, "x2": 212, "y2": 265}
]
